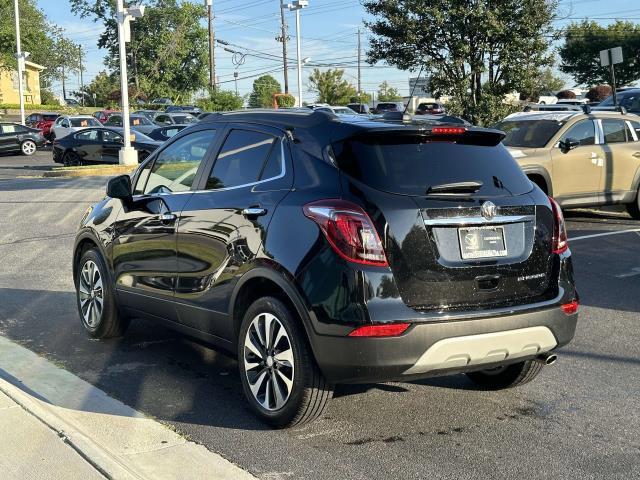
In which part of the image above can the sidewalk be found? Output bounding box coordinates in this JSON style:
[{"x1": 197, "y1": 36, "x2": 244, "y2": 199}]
[{"x1": 0, "y1": 335, "x2": 257, "y2": 480}]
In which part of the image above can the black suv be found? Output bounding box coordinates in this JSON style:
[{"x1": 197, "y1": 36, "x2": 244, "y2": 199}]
[{"x1": 73, "y1": 110, "x2": 578, "y2": 427}]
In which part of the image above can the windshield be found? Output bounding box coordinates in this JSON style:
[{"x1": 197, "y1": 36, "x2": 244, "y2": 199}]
[
  {"x1": 599, "y1": 90, "x2": 640, "y2": 111},
  {"x1": 70, "y1": 118, "x2": 101, "y2": 127},
  {"x1": 494, "y1": 119, "x2": 565, "y2": 148},
  {"x1": 333, "y1": 133, "x2": 532, "y2": 196},
  {"x1": 174, "y1": 114, "x2": 198, "y2": 124}
]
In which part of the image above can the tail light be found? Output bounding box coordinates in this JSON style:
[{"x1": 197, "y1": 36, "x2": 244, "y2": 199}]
[
  {"x1": 348, "y1": 323, "x2": 409, "y2": 337},
  {"x1": 548, "y1": 196, "x2": 568, "y2": 254},
  {"x1": 561, "y1": 300, "x2": 579, "y2": 315},
  {"x1": 303, "y1": 199, "x2": 388, "y2": 266},
  {"x1": 431, "y1": 126, "x2": 466, "y2": 135}
]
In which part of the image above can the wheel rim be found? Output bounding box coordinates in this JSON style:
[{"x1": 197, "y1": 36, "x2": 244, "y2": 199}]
[
  {"x1": 243, "y1": 313, "x2": 295, "y2": 411},
  {"x1": 78, "y1": 260, "x2": 104, "y2": 328},
  {"x1": 22, "y1": 141, "x2": 35, "y2": 154}
]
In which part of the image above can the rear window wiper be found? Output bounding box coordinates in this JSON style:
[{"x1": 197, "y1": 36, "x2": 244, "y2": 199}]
[{"x1": 426, "y1": 181, "x2": 483, "y2": 195}]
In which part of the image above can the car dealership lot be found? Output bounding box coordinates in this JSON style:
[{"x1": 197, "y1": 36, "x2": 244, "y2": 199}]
[{"x1": 0, "y1": 158, "x2": 638, "y2": 479}]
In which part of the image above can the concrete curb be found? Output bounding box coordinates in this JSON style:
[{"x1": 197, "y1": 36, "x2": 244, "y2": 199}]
[
  {"x1": 43, "y1": 166, "x2": 136, "y2": 178},
  {"x1": 0, "y1": 336, "x2": 257, "y2": 480}
]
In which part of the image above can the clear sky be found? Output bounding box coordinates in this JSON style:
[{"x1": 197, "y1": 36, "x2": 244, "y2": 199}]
[{"x1": 35, "y1": 0, "x2": 640, "y2": 101}]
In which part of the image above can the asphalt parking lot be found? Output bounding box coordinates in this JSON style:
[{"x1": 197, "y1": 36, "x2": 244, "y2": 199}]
[{"x1": 0, "y1": 151, "x2": 639, "y2": 479}]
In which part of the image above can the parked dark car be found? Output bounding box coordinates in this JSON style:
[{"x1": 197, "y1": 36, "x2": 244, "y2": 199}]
[
  {"x1": 0, "y1": 122, "x2": 46, "y2": 155},
  {"x1": 346, "y1": 103, "x2": 370, "y2": 114},
  {"x1": 72, "y1": 110, "x2": 578, "y2": 428},
  {"x1": 166, "y1": 105, "x2": 202, "y2": 116},
  {"x1": 132, "y1": 110, "x2": 159, "y2": 123},
  {"x1": 104, "y1": 114, "x2": 157, "y2": 135},
  {"x1": 53, "y1": 127, "x2": 160, "y2": 165},
  {"x1": 151, "y1": 98, "x2": 173, "y2": 105},
  {"x1": 154, "y1": 112, "x2": 199, "y2": 126},
  {"x1": 147, "y1": 124, "x2": 189, "y2": 142},
  {"x1": 26, "y1": 112, "x2": 60, "y2": 140},
  {"x1": 197, "y1": 112, "x2": 216, "y2": 120},
  {"x1": 415, "y1": 102, "x2": 446, "y2": 115},
  {"x1": 597, "y1": 88, "x2": 640, "y2": 113},
  {"x1": 373, "y1": 101, "x2": 404, "y2": 114}
]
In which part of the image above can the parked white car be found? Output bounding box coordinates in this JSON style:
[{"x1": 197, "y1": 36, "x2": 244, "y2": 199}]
[
  {"x1": 51, "y1": 115, "x2": 102, "y2": 139},
  {"x1": 537, "y1": 93, "x2": 558, "y2": 105}
]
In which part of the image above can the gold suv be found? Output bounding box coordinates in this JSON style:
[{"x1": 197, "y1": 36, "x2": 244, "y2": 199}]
[{"x1": 496, "y1": 111, "x2": 640, "y2": 218}]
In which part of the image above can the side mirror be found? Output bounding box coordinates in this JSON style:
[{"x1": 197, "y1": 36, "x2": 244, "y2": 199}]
[
  {"x1": 559, "y1": 138, "x2": 580, "y2": 153},
  {"x1": 106, "y1": 175, "x2": 132, "y2": 202}
]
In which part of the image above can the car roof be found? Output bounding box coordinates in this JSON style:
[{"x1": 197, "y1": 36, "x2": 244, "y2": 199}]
[
  {"x1": 503, "y1": 110, "x2": 636, "y2": 122},
  {"x1": 65, "y1": 114, "x2": 95, "y2": 119}
]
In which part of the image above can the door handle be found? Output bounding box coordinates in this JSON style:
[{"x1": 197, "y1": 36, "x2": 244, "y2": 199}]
[
  {"x1": 158, "y1": 212, "x2": 176, "y2": 223},
  {"x1": 633, "y1": 152, "x2": 640, "y2": 159},
  {"x1": 242, "y1": 207, "x2": 267, "y2": 217}
]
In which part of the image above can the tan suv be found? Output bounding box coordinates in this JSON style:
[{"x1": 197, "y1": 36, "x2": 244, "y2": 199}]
[{"x1": 496, "y1": 111, "x2": 640, "y2": 218}]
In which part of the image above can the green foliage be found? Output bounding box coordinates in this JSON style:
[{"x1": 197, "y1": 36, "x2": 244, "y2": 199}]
[
  {"x1": 248, "y1": 75, "x2": 281, "y2": 108},
  {"x1": 445, "y1": 88, "x2": 521, "y2": 127},
  {"x1": 70, "y1": 0, "x2": 209, "y2": 100},
  {"x1": 75, "y1": 71, "x2": 120, "y2": 107},
  {"x1": 364, "y1": 0, "x2": 557, "y2": 125},
  {"x1": 307, "y1": 69, "x2": 357, "y2": 105},
  {"x1": 519, "y1": 68, "x2": 565, "y2": 102},
  {"x1": 586, "y1": 84, "x2": 612, "y2": 102},
  {"x1": 198, "y1": 88, "x2": 244, "y2": 111},
  {"x1": 276, "y1": 94, "x2": 296, "y2": 108},
  {"x1": 40, "y1": 89, "x2": 60, "y2": 105},
  {"x1": 559, "y1": 21, "x2": 640, "y2": 87},
  {"x1": 350, "y1": 92, "x2": 372, "y2": 104},
  {"x1": 377, "y1": 81, "x2": 402, "y2": 102}
]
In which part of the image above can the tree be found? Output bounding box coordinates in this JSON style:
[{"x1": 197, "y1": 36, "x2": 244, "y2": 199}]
[
  {"x1": 519, "y1": 68, "x2": 565, "y2": 102},
  {"x1": 364, "y1": 0, "x2": 557, "y2": 125},
  {"x1": 70, "y1": 0, "x2": 209, "y2": 101},
  {"x1": 75, "y1": 71, "x2": 120, "y2": 107},
  {"x1": 350, "y1": 91, "x2": 372, "y2": 104},
  {"x1": 559, "y1": 21, "x2": 640, "y2": 87},
  {"x1": 377, "y1": 81, "x2": 402, "y2": 102},
  {"x1": 198, "y1": 88, "x2": 244, "y2": 111},
  {"x1": 307, "y1": 69, "x2": 356, "y2": 105},
  {"x1": 276, "y1": 94, "x2": 296, "y2": 108},
  {"x1": 586, "y1": 84, "x2": 612, "y2": 102},
  {"x1": 248, "y1": 75, "x2": 281, "y2": 108},
  {"x1": 50, "y1": 36, "x2": 82, "y2": 100},
  {"x1": 557, "y1": 89, "x2": 576, "y2": 99}
]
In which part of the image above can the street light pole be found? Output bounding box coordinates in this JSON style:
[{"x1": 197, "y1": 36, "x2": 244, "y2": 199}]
[
  {"x1": 13, "y1": 0, "x2": 25, "y2": 125},
  {"x1": 288, "y1": 1, "x2": 308, "y2": 107},
  {"x1": 116, "y1": 1, "x2": 144, "y2": 166}
]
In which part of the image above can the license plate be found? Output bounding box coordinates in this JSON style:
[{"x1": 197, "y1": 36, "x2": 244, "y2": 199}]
[{"x1": 458, "y1": 226, "x2": 507, "y2": 259}]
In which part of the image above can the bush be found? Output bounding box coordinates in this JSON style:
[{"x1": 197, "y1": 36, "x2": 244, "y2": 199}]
[
  {"x1": 276, "y1": 94, "x2": 296, "y2": 108},
  {"x1": 445, "y1": 94, "x2": 521, "y2": 127},
  {"x1": 197, "y1": 89, "x2": 244, "y2": 111},
  {"x1": 586, "y1": 85, "x2": 612, "y2": 102},
  {"x1": 556, "y1": 89, "x2": 576, "y2": 99}
]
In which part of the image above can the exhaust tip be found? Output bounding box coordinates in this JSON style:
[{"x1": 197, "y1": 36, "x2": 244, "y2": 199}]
[{"x1": 535, "y1": 353, "x2": 557, "y2": 365}]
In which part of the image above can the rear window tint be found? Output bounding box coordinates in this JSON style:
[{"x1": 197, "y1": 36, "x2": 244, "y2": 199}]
[{"x1": 333, "y1": 134, "x2": 532, "y2": 196}]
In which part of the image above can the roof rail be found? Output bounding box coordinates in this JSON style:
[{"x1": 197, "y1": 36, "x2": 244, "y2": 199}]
[{"x1": 582, "y1": 104, "x2": 592, "y2": 114}]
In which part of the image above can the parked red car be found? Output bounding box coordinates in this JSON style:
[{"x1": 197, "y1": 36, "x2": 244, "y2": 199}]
[
  {"x1": 92, "y1": 110, "x2": 119, "y2": 124},
  {"x1": 25, "y1": 112, "x2": 60, "y2": 141}
]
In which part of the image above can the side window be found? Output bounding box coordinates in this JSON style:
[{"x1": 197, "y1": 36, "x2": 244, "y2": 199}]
[
  {"x1": 102, "y1": 130, "x2": 123, "y2": 143},
  {"x1": 76, "y1": 130, "x2": 99, "y2": 141},
  {"x1": 61, "y1": 119, "x2": 70, "y2": 128},
  {"x1": 626, "y1": 121, "x2": 639, "y2": 142},
  {"x1": 602, "y1": 119, "x2": 627, "y2": 144},
  {"x1": 143, "y1": 130, "x2": 216, "y2": 194},
  {"x1": 1, "y1": 125, "x2": 16, "y2": 134},
  {"x1": 134, "y1": 161, "x2": 153, "y2": 195},
  {"x1": 165, "y1": 128, "x2": 180, "y2": 138},
  {"x1": 206, "y1": 130, "x2": 276, "y2": 190},
  {"x1": 560, "y1": 120, "x2": 595, "y2": 146},
  {"x1": 156, "y1": 115, "x2": 169, "y2": 125}
]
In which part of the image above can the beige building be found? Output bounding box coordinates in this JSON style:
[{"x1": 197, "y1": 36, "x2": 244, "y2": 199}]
[{"x1": 0, "y1": 60, "x2": 46, "y2": 105}]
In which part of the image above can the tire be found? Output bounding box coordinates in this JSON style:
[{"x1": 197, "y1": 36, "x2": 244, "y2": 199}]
[
  {"x1": 75, "y1": 248, "x2": 129, "y2": 339},
  {"x1": 238, "y1": 296, "x2": 333, "y2": 428},
  {"x1": 63, "y1": 151, "x2": 82, "y2": 167},
  {"x1": 20, "y1": 140, "x2": 37, "y2": 156},
  {"x1": 626, "y1": 190, "x2": 640, "y2": 219},
  {"x1": 466, "y1": 360, "x2": 544, "y2": 390}
]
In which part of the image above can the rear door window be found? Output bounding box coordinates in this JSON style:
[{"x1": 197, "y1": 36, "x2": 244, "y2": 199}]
[
  {"x1": 602, "y1": 119, "x2": 628, "y2": 144},
  {"x1": 333, "y1": 133, "x2": 532, "y2": 196},
  {"x1": 206, "y1": 130, "x2": 276, "y2": 190}
]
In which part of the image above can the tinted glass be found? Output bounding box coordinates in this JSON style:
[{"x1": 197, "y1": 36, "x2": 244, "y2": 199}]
[
  {"x1": 333, "y1": 134, "x2": 532, "y2": 196},
  {"x1": 134, "y1": 161, "x2": 153, "y2": 195},
  {"x1": 76, "y1": 129, "x2": 100, "y2": 141},
  {"x1": 131, "y1": 116, "x2": 152, "y2": 126},
  {"x1": 106, "y1": 116, "x2": 122, "y2": 126},
  {"x1": 144, "y1": 130, "x2": 215, "y2": 194},
  {"x1": 102, "y1": 130, "x2": 123, "y2": 143},
  {"x1": 43, "y1": 114, "x2": 58, "y2": 121},
  {"x1": 207, "y1": 130, "x2": 275, "y2": 190},
  {"x1": 70, "y1": 118, "x2": 101, "y2": 127},
  {"x1": 156, "y1": 115, "x2": 170, "y2": 124},
  {"x1": 174, "y1": 115, "x2": 198, "y2": 124},
  {"x1": 602, "y1": 119, "x2": 627, "y2": 143},
  {"x1": 600, "y1": 90, "x2": 640, "y2": 111},
  {"x1": 165, "y1": 127, "x2": 181, "y2": 138},
  {"x1": 629, "y1": 121, "x2": 640, "y2": 140},
  {"x1": 260, "y1": 140, "x2": 284, "y2": 180},
  {"x1": 559, "y1": 120, "x2": 595, "y2": 146},
  {"x1": 496, "y1": 119, "x2": 565, "y2": 148}
]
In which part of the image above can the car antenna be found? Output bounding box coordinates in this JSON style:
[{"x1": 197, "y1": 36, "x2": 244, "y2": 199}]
[{"x1": 402, "y1": 64, "x2": 425, "y2": 122}]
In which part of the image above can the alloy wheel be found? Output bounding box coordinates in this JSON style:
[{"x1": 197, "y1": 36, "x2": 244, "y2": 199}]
[
  {"x1": 78, "y1": 260, "x2": 104, "y2": 328},
  {"x1": 243, "y1": 313, "x2": 295, "y2": 411},
  {"x1": 21, "y1": 140, "x2": 36, "y2": 155}
]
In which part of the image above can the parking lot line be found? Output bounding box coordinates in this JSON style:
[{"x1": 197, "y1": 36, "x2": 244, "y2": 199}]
[{"x1": 570, "y1": 228, "x2": 640, "y2": 242}]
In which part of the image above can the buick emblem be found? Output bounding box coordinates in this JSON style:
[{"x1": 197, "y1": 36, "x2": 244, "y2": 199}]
[{"x1": 481, "y1": 201, "x2": 497, "y2": 221}]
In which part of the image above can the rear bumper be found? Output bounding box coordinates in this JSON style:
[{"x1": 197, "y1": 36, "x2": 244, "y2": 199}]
[{"x1": 311, "y1": 305, "x2": 577, "y2": 383}]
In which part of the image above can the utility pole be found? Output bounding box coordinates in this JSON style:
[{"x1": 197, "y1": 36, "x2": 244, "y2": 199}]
[
  {"x1": 206, "y1": 0, "x2": 215, "y2": 88},
  {"x1": 288, "y1": 1, "x2": 308, "y2": 107},
  {"x1": 357, "y1": 27, "x2": 361, "y2": 102},
  {"x1": 78, "y1": 45, "x2": 84, "y2": 107},
  {"x1": 234, "y1": 71, "x2": 239, "y2": 96},
  {"x1": 278, "y1": 1, "x2": 289, "y2": 93},
  {"x1": 13, "y1": 0, "x2": 25, "y2": 125},
  {"x1": 62, "y1": 64, "x2": 67, "y2": 101}
]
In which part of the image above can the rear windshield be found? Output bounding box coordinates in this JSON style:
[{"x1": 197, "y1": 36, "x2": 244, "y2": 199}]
[
  {"x1": 71, "y1": 117, "x2": 101, "y2": 127},
  {"x1": 174, "y1": 114, "x2": 198, "y2": 124},
  {"x1": 494, "y1": 119, "x2": 565, "y2": 148},
  {"x1": 376, "y1": 103, "x2": 399, "y2": 110},
  {"x1": 43, "y1": 114, "x2": 58, "y2": 121},
  {"x1": 600, "y1": 90, "x2": 640, "y2": 110},
  {"x1": 333, "y1": 134, "x2": 532, "y2": 196}
]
